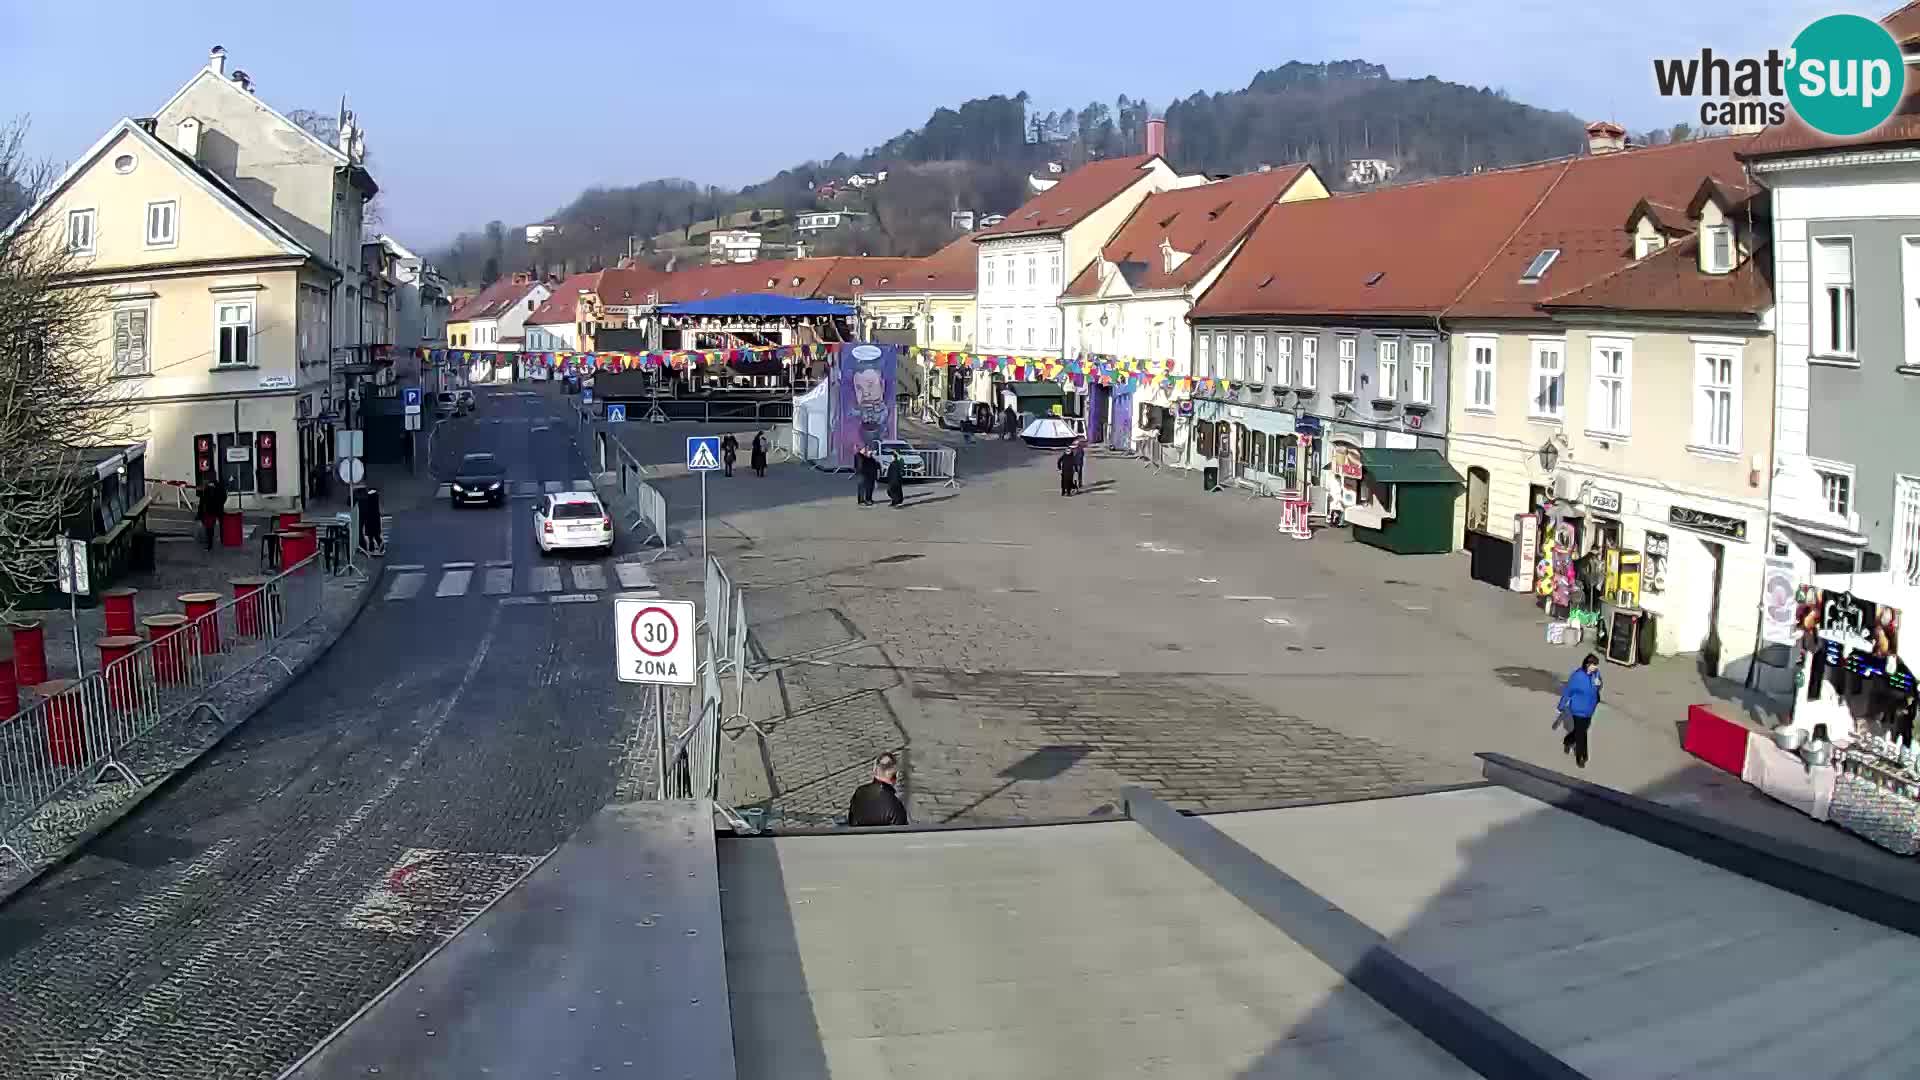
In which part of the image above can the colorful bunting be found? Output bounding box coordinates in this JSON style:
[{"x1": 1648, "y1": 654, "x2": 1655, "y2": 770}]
[
  {"x1": 906, "y1": 346, "x2": 1186, "y2": 396},
  {"x1": 414, "y1": 342, "x2": 845, "y2": 376}
]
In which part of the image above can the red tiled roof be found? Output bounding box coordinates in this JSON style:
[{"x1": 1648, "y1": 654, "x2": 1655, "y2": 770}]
[
  {"x1": 450, "y1": 277, "x2": 537, "y2": 322},
  {"x1": 1063, "y1": 166, "x2": 1311, "y2": 298},
  {"x1": 1538, "y1": 233, "x2": 1772, "y2": 316},
  {"x1": 1886, "y1": 0, "x2": 1920, "y2": 44},
  {"x1": 594, "y1": 266, "x2": 670, "y2": 308},
  {"x1": 1445, "y1": 135, "x2": 1754, "y2": 318},
  {"x1": 1743, "y1": 5, "x2": 1920, "y2": 157},
  {"x1": 815, "y1": 257, "x2": 919, "y2": 299},
  {"x1": 861, "y1": 233, "x2": 980, "y2": 295},
  {"x1": 648, "y1": 259, "x2": 836, "y2": 303},
  {"x1": 974, "y1": 155, "x2": 1163, "y2": 239},
  {"x1": 1193, "y1": 163, "x2": 1566, "y2": 319},
  {"x1": 527, "y1": 272, "x2": 601, "y2": 325}
]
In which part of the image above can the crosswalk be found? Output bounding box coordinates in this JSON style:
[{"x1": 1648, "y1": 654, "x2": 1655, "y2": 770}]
[
  {"x1": 380, "y1": 559, "x2": 657, "y2": 604},
  {"x1": 435, "y1": 479, "x2": 598, "y2": 499}
]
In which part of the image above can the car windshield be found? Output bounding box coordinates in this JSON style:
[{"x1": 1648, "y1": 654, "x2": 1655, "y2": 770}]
[
  {"x1": 437, "y1": 393, "x2": 456, "y2": 402},
  {"x1": 552, "y1": 501, "x2": 602, "y2": 520},
  {"x1": 459, "y1": 454, "x2": 500, "y2": 475}
]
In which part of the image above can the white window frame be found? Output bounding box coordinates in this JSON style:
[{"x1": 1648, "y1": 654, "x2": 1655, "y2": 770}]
[
  {"x1": 1812, "y1": 236, "x2": 1856, "y2": 360},
  {"x1": 111, "y1": 302, "x2": 152, "y2": 377},
  {"x1": 215, "y1": 298, "x2": 255, "y2": 367},
  {"x1": 1215, "y1": 333, "x2": 1230, "y2": 379},
  {"x1": 1274, "y1": 334, "x2": 1292, "y2": 386},
  {"x1": 1299, "y1": 336, "x2": 1317, "y2": 389},
  {"x1": 1232, "y1": 333, "x2": 1247, "y2": 381},
  {"x1": 1026, "y1": 256, "x2": 1036, "y2": 286},
  {"x1": 1047, "y1": 321, "x2": 1057, "y2": 349},
  {"x1": 1810, "y1": 458, "x2": 1856, "y2": 527},
  {"x1": 67, "y1": 208, "x2": 96, "y2": 254},
  {"x1": 1336, "y1": 336, "x2": 1357, "y2": 394},
  {"x1": 1705, "y1": 225, "x2": 1733, "y2": 273},
  {"x1": 1376, "y1": 338, "x2": 1399, "y2": 400},
  {"x1": 1197, "y1": 332, "x2": 1212, "y2": 377},
  {"x1": 1586, "y1": 336, "x2": 1632, "y2": 438},
  {"x1": 951, "y1": 314, "x2": 963, "y2": 343},
  {"x1": 1896, "y1": 475, "x2": 1920, "y2": 587},
  {"x1": 1410, "y1": 340, "x2": 1433, "y2": 404},
  {"x1": 144, "y1": 200, "x2": 178, "y2": 249},
  {"x1": 1467, "y1": 335, "x2": 1496, "y2": 411},
  {"x1": 984, "y1": 315, "x2": 995, "y2": 348},
  {"x1": 986, "y1": 259, "x2": 996, "y2": 289},
  {"x1": 1690, "y1": 340, "x2": 1742, "y2": 455},
  {"x1": 1049, "y1": 253, "x2": 1061, "y2": 285},
  {"x1": 1527, "y1": 337, "x2": 1565, "y2": 421},
  {"x1": 1252, "y1": 334, "x2": 1267, "y2": 382}
]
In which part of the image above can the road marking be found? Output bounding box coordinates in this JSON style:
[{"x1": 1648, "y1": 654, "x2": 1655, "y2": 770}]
[
  {"x1": 387, "y1": 563, "x2": 426, "y2": 572},
  {"x1": 1404, "y1": 605, "x2": 1430, "y2": 612},
  {"x1": 614, "y1": 563, "x2": 652, "y2": 589},
  {"x1": 530, "y1": 426, "x2": 550, "y2": 433},
  {"x1": 528, "y1": 565, "x2": 562, "y2": 593},
  {"x1": 571, "y1": 479, "x2": 594, "y2": 492},
  {"x1": 1263, "y1": 617, "x2": 1293, "y2": 626},
  {"x1": 513, "y1": 481, "x2": 540, "y2": 496},
  {"x1": 1224, "y1": 594, "x2": 1275, "y2": 601},
  {"x1": 385, "y1": 572, "x2": 426, "y2": 601},
  {"x1": 551, "y1": 592, "x2": 598, "y2": 604},
  {"x1": 485, "y1": 558, "x2": 514, "y2": 568},
  {"x1": 571, "y1": 564, "x2": 607, "y2": 591},
  {"x1": 435, "y1": 484, "x2": 451, "y2": 497},
  {"x1": 500, "y1": 595, "x2": 541, "y2": 606},
  {"x1": 435, "y1": 570, "x2": 472, "y2": 597},
  {"x1": 483, "y1": 568, "x2": 513, "y2": 595},
  {"x1": 905, "y1": 585, "x2": 942, "y2": 592},
  {"x1": 543, "y1": 481, "x2": 564, "y2": 493},
  {"x1": 1195, "y1": 577, "x2": 1219, "y2": 584},
  {"x1": 442, "y1": 561, "x2": 475, "y2": 570}
]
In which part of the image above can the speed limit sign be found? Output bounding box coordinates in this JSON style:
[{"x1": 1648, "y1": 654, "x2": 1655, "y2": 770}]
[{"x1": 613, "y1": 598, "x2": 695, "y2": 685}]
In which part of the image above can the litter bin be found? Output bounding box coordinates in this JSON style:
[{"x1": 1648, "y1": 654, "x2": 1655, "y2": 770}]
[{"x1": 1202, "y1": 465, "x2": 1220, "y2": 492}]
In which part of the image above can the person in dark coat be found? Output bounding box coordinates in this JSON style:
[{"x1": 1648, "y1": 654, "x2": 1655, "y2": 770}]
[
  {"x1": 1058, "y1": 448, "x2": 1075, "y2": 496},
  {"x1": 1072, "y1": 438, "x2": 1087, "y2": 491},
  {"x1": 750, "y1": 431, "x2": 768, "y2": 477},
  {"x1": 855, "y1": 447, "x2": 879, "y2": 506},
  {"x1": 960, "y1": 412, "x2": 974, "y2": 444},
  {"x1": 848, "y1": 753, "x2": 909, "y2": 826},
  {"x1": 885, "y1": 452, "x2": 906, "y2": 507},
  {"x1": 1003, "y1": 405, "x2": 1018, "y2": 440},
  {"x1": 1557, "y1": 652, "x2": 1604, "y2": 768},
  {"x1": 720, "y1": 433, "x2": 739, "y2": 477},
  {"x1": 197, "y1": 475, "x2": 228, "y2": 550}
]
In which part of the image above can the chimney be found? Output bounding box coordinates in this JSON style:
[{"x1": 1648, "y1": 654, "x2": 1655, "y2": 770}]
[
  {"x1": 512, "y1": 271, "x2": 531, "y2": 285},
  {"x1": 1145, "y1": 117, "x2": 1167, "y2": 158},
  {"x1": 178, "y1": 117, "x2": 202, "y2": 160},
  {"x1": 1586, "y1": 120, "x2": 1627, "y2": 156},
  {"x1": 208, "y1": 45, "x2": 226, "y2": 75},
  {"x1": 231, "y1": 70, "x2": 253, "y2": 93}
]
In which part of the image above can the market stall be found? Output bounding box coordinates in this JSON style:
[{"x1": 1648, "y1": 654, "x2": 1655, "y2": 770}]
[{"x1": 1346, "y1": 448, "x2": 1462, "y2": 555}]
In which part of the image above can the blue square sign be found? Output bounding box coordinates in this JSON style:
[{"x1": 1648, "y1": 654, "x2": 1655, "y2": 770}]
[
  {"x1": 687, "y1": 436, "x2": 722, "y2": 471},
  {"x1": 581, "y1": 387, "x2": 594, "y2": 404},
  {"x1": 402, "y1": 387, "x2": 422, "y2": 408},
  {"x1": 605, "y1": 403, "x2": 627, "y2": 423}
]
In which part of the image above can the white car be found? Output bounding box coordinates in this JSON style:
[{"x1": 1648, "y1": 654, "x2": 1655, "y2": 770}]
[
  {"x1": 534, "y1": 492, "x2": 613, "y2": 555},
  {"x1": 871, "y1": 440, "x2": 926, "y2": 476}
]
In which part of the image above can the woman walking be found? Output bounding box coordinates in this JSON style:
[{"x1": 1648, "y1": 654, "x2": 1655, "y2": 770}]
[
  {"x1": 885, "y1": 452, "x2": 906, "y2": 508},
  {"x1": 750, "y1": 430, "x2": 768, "y2": 477},
  {"x1": 1557, "y1": 653, "x2": 1603, "y2": 769},
  {"x1": 1057, "y1": 448, "x2": 1075, "y2": 496},
  {"x1": 721, "y1": 433, "x2": 739, "y2": 477}
]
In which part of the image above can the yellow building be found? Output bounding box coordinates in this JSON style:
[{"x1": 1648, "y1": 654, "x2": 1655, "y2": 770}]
[{"x1": 15, "y1": 116, "x2": 338, "y2": 512}]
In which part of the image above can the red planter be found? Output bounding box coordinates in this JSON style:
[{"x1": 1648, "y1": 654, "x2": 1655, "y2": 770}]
[
  {"x1": 143, "y1": 615, "x2": 190, "y2": 685},
  {"x1": 277, "y1": 512, "x2": 303, "y2": 532},
  {"x1": 101, "y1": 587, "x2": 139, "y2": 637},
  {"x1": 219, "y1": 511, "x2": 243, "y2": 548},
  {"x1": 179, "y1": 592, "x2": 222, "y2": 655},
  {"x1": 10, "y1": 621, "x2": 47, "y2": 687},
  {"x1": 97, "y1": 636, "x2": 142, "y2": 711},
  {"x1": 282, "y1": 526, "x2": 317, "y2": 566},
  {"x1": 36, "y1": 680, "x2": 83, "y2": 767}
]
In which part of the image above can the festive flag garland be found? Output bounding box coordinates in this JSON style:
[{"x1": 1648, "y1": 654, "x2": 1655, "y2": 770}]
[
  {"x1": 414, "y1": 343, "x2": 844, "y2": 376},
  {"x1": 907, "y1": 347, "x2": 1198, "y2": 397}
]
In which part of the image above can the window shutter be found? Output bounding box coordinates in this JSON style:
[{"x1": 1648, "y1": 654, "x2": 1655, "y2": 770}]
[
  {"x1": 129, "y1": 309, "x2": 148, "y2": 372},
  {"x1": 113, "y1": 310, "x2": 130, "y2": 370}
]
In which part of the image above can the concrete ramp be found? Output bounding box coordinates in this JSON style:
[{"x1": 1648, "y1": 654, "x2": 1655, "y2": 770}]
[{"x1": 284, "y1": 800, "x2": 735, "y2": 1080}]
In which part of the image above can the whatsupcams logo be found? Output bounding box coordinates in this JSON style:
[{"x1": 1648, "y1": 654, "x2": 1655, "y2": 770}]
[{"x1": 1653, "y1": 14, "x2": 1905, "y2": 136}]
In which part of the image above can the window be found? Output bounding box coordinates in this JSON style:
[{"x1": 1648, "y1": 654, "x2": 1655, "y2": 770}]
[
  {"x1": 1411, "y1": 341, "x2": 1433, "y2": 403},
  {"x1": 1376, "y1": 339, "x2": 1399, "y2": 399},
  {"x1": 1299, "y1": 336, "x2": 1317, "y2": 388},
  {"x1": 1706, "y1": 225, "x2": 1733, "y2": 273},
  {"x1": 1588, "y1": 338, "x2": 1631, "y2": 436},
  {"x1": 1814, "y1": 237, "x2": 1856, "y2": 357},
  {"x1": 1047, "y1": 322, "x2": 1057, "y2": 349},
  {"x1": 1528, "y1": 339, "x2": 1564, "y2": 419},
  {"x1": 1519, "y1": 248, "x2": 1560, "y2": 283},
  {"x1": 985, "y1": 316, "x2": 995, "y2": 347},
  {"x1": 1275, "y1": 335, "x2": 1292, "y2": 385},
  {"x1": 1252, "y1": 334, "x2": 1267, "y2": 382},
  {"x1": 1468, "y1": 337, "x2": 1496, "y2": 410},
  {"x1": 1896, "y1": 476, "x2": 1920, "y2": 586},
  {"x1": 1692, "y1": 346, "x2": 1739, "y2": 452},
  {"x1": 1049, "y1": 253, "x2": 1061, "y2": 285},
  {"x1": 111, "y1": 306, "x2": 150, "y2": 377},
  {"x1": 145, "y1": 200, "x2": 177, "y2": 247},
  {"x1": 1336, "y1": 337, "x2": 1356, "y2": 394},
  {"x1": 1818, "y1": 468, "x2": 1852, "y2": 519},
  {"x1": 113, "y1": 153, "x2": 136, "y2": 174},
  {"x1": 1232, "y1": 333, "x2": 1247, "y2": 381},
  {"x1": 1198, "y1": 332, "x2": 1212, "y2": 377},
  {"x1": 67, "y1": 209, "x2": 95, "y2": 254},
  {"x1": 1634, "y1": 233, "x2": 1665, "y2": 259},
  {"x1": 951, "y1": 314, "x2": 963, "y2": 342},
  {"x1": 1026, "y1": 321, "x2": 1035, "y2": 347},
  {"x1": 1027, "y1": 256, "x2": 1036, "y2": 285},
  {"x1": 986, "y1": 259, "x2": 996, "y2": 288},
  {"x1": 1215, "y1": 333, "x2": 1229, "y2": 379},
  {"x1": 216, "y1": 299, "x2": 254, "y2": 366}
]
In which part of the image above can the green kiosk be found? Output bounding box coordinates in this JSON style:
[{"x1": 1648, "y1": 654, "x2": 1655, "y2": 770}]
[{"x1": 1346, "y1": 448, "x2": 1464, "y2": 555}]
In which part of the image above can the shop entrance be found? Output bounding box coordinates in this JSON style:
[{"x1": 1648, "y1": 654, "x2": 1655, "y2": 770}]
[
  {"x1": 1467, "y1": 467, "x2": 1490, "y2": 534},
  {"x1": 1700, "y1": 539, "x2": 1726, "y2": 677}
]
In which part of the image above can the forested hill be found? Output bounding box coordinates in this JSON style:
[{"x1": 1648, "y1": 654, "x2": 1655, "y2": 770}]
[{"x1": 435, "y1": 60, "x2": 1593, "y2": 284}]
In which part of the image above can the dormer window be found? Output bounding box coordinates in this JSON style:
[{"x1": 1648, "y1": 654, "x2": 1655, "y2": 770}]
[
  {"x1": 850, "y1": 276, "x2": 862, "y2": 286},
  {"x1": 1704, "y1": 225, "x2": 1734, "y2": 274},
  {"x1": 1634, "y1": 233, "x2": 1666, "y2": 259},
  {"x1": 1519, "y1": 249, "x2": 1560, "y2": 283}
]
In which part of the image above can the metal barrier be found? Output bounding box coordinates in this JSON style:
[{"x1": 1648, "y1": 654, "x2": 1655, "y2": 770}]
[
  {"x1": 657, "y1": 556, "x2": 757, "y2": 811},
  {"x1": 0, "y1": 554, "x2": 325, "y2": 869},
  {"x1": 915, "y1": 448, "x2": 958, "y2": 487},
  {"x1": 146, "y1": 478, "x2": 197, "y2": 511}
]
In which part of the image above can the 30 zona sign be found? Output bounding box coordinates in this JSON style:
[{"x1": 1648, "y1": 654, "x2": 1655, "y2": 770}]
[{"x1": 614, "y1": 598, "x2": 695, "y2": 685}]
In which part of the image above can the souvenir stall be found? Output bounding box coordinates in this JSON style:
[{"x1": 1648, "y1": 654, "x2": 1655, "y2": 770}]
[{"x1": 1345, "y1": 449, "x2": 1462, "y2": 555}]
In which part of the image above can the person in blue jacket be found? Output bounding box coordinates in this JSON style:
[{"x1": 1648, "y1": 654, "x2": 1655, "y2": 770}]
[{"x1": 1558, "y1": 652, "x2": 1603, "y2": 768}]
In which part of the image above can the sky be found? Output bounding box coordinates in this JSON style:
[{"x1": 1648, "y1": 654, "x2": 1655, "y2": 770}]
[{"x1": 0, "y1": 0, "x2": 1854, "y2": 250}]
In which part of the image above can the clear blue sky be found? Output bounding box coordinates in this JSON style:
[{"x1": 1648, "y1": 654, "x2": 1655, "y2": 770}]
[{"x1": 1, "y1": 0, "x2": 1847, "y2": 249}]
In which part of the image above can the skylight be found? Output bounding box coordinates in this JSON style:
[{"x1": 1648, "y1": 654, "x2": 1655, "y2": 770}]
[
  {"x1": 1519, "y1": 249, "x2": 1561, "y2": 283},
  {"x1": 1259, "y1": 274, "x2": 1275, "y2": 288},
  {"x1": 1365, "y1": 271, "x2": 1385, "y2": 287}
]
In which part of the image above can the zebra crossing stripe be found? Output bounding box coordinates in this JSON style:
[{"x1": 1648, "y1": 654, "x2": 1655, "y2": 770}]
[
  {"x1": 543, "y1": 481, "x2": 564, "y2": 493},
  {"x1": 483, "y1": 568, "x2": 514, "y2": 595},
  {"x1": 570, "y1": 479, "x2": 595, "y2": 492},
  {"x1": 385, "y1": 572, "x2": 426, "y2": 601},
  {"x1": 614, "y1": 563, "x2": 652, "y2": 589},
  {"x1": 528, "y1": 565, "x2": 562, "y2": 593},
  {"x1": 571, "y1": 564, "x2": 607, "y2": 591},
  {"x1": 435, "y1": 570, "x2": 473, "y2": 597}
]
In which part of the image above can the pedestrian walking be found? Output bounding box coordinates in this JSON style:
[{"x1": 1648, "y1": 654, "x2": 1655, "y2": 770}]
[
  {"x1": 1058, "y1": 448, "x2": 1075, "y2": 496},
  {"x1": 1002, "y1": 405, "x2": 1018, "y2": 440},
  {"x1": 961, "y1": 413, "x2": 974, "y2": 445},
  {"x1": 848, "y1": 753, "x2": 909, "y2": 826},
  {"x1": 1556, "y1": 652, "x2": 1603, "y2": 768},
  {"x1": 1072, "y1": 438, "x2": 1087, "y2": 491},
  {"x1": 750, "y1": 430, "x2": 768, "y2": 477},
  {"x1": 886, "y1": 452, "x2": 906, "y2": 508},
  {"x1": 856, "y1": 447, "x2": 879, "y2": 506},
  {"x1": 196, "y1": 474, "x2": 228, "y2": 550},
  {"x1": 721, "y1": 433, "x2": 739, "y2": 477}
]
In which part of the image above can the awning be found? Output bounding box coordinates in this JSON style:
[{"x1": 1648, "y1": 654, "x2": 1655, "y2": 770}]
[
  {"x1": 657, "y1": 293, "x2": 855, "y2": 317},
  {"x1": 1006, "y1": 381, "x2": 1065, "y2": 401},
  {"x1": 1359, "y1": 448, "x2": 1462, "y2": 485}
]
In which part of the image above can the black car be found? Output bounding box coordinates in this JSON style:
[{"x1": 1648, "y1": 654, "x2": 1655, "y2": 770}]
[{"x1": 451, "y1": 452, "x2": 506, "y2": 507}]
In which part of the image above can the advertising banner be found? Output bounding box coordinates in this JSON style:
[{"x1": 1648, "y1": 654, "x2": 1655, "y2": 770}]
[{"x1": 829, "y1": 343, "x2": 898, "y2": 470}]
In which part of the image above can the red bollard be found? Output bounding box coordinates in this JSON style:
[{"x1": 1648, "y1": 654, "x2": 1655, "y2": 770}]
[
  {"x1": 143, "y1": 614, "x2": 190, "y2": 685},
  {"x1": 0, "y1": 651, "x2": 16, "y2": 721},
  {"x1": 178, "y1": 592, "x2": 222, "y2": 655},
  {"x1": 101, "y1": 587, "x2": 139, "y2": 637},
  {"x1": 36, "y1": 680, "x2": 82, "y2": 767},
  {"x1": 231, "y1": 577, "x2": 268, "y2": 637},
  {"x1": 219, "y1": 511, "x2": 244, "y2": 548},
  {"x1": 10, "y1": 621, "x2": 47, "y2": 687},
  {"x1": 282, "y1": 526, "x2": 317, "y2": 566},
  {"x1": 97, "y1": 635, "x2": 142, "y2": 711}
]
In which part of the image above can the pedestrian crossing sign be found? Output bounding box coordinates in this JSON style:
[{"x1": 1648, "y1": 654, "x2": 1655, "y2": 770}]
[{"x1": 687, "y1": 436, "x2": 722, "y2": 471}]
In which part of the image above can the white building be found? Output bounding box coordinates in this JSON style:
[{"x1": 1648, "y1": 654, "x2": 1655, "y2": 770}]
[
  {"x1": 707, "y1": 229, "x2": 762, "y2": 264},
  {"x1": 795, "y1": 211, "x2": 866, "y2": 234},
  {"x1": 526, "y1": 222, "x2": 559, "y2": 243}
]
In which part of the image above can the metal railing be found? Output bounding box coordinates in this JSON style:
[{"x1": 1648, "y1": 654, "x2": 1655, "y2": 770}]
[
  {"x1": 595, "y1": 434, "x2": 669, "y2": 558},
  {"x1": 0, "y1": 554, "x2": 325, "y2": 870},
  {"x1": 660, "y1": 556, "x2": 754, "y2": 803},
  {"x1": 145, "y1": 478, "x2": 197, "y2": 511}
]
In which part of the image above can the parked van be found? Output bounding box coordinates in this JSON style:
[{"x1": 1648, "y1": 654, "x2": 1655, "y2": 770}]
[{"x1": 940, "y1": 400, "x2": 995, "y2": 432}]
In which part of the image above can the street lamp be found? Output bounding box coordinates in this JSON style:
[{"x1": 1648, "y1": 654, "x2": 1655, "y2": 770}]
[{"x1": 1537, "y1": 437, "x2": 1560, "y2": 472}]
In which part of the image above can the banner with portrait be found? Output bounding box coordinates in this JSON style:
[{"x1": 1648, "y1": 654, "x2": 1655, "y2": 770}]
[{"x1": 829, "y1": 343, "x2": 899, "y2": 471}]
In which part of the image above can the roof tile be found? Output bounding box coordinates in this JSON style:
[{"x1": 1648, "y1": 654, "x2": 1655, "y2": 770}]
[
  {"x1": 974, "y1": 155, "x2": 1161, "y2": 239},
  {"x1": 1063, "y1": 166, "x2": 1311, "y2": 297},
  {"x1": 1539, "y1": 233, "x2": 1772, "y2": 316}
]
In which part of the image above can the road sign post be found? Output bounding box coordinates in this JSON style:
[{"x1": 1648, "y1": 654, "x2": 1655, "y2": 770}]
[
  {"x1": 615, "y1": 598, "x2": 696, "y2": 686},
  {"x1": 56, "y1": 537, "x2": 88, "y2": 676},
  {"x1": 687, "y1": 436, "x2": 721, "y2": 562},
  {"x1": 605, "y1": 403, "x2": 626, "y2": 424}
]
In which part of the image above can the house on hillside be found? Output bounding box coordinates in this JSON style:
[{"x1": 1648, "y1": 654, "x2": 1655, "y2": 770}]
[
  {"x1": 525, "y1": 272, "x2": 601, "y2": 355},
  {"x1": 1444, "y1": 129, "x2": 1772, "y2": 680},
  {"x1": 796, "y1": 211, "x2": 867, "y2": 234},
  {"x1": 1060, "y1": 164, "x2": 1327, "y2": 453},
  {"x1": 13, "y1": 116, "x2": 338, "y2": 511},
  {"x1": 708, "y1": 229, "x2": 762, "y2": 264},
  {"x1": 448, "y1": 273, "x2": 549, "y2": 351}
]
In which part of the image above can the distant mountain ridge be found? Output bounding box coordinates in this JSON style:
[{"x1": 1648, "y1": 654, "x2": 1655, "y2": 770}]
[{"x1": 434, "y1": 60, "x2": 1592, "y2": 285}]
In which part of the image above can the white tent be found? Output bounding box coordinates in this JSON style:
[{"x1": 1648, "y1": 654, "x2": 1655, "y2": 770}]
[
  {"x1": 791, "y1": 381, "x2": 830, "y2": 465},
  {"x1": 1021, "y1": 417, "x2": 1078, "y2": 449}
]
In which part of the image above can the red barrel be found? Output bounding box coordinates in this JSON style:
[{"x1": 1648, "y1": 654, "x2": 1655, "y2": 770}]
[
  {"x1": 0, "y1": 651, "x2": 16, "y2": 721},
  {"x1": 36, "y1": 680, "x2": 82, "y2": 767},
  {"x1": 101, "y1": 587, "x2": 139, "y2": 637},
  {"x1": 97, "y1": 635, "x2": 142, "y2": 711},
  {"x1": 277, "y1": 512, "x2": 303, "y2": 532},
  {"x1": 10, "y1": 621, "x2": 47, "y2": 687},
  {"x1": 219, "y1": 511, "x2": 244, "y2": 548},
  {"x1": 231, "y1": 577, "x2": 268, "y2": 637},
  {"x1": 143, "y1": 614, "x2": 190, "y2": 685},
  {"x1": 179, "y1": 592, "x2": 222, "y2": 655},
  {"x1": 282, "y1": 526, "x2": 317, "y2": 566}
]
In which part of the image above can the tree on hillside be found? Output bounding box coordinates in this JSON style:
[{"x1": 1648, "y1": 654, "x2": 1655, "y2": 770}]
[{"x1": 0, "y1": 118, "x2": 137, "y2": 610}]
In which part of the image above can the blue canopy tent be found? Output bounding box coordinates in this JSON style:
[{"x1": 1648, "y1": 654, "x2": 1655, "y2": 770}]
[{"x1": 657, "y1": 294, "x2": 856, "y2": 318}]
